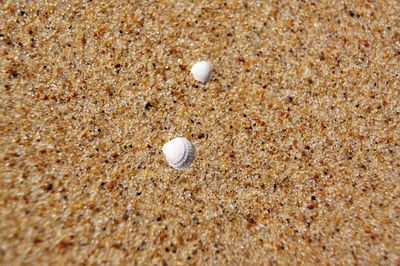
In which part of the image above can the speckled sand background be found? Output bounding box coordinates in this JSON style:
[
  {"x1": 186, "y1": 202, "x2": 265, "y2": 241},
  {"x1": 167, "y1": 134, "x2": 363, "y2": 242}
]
[{"x1": 1, "y1": 1, "x2": 400, "y2": 265}]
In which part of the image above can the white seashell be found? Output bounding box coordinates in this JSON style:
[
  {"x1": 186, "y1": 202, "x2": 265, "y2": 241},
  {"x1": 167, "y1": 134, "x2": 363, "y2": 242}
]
[
  {"x1": 162, "y1": 137, "x2": 195, "y2": 169},
  {"x1": 191, "y1": 61, "x2": 212, "y2": 83}
]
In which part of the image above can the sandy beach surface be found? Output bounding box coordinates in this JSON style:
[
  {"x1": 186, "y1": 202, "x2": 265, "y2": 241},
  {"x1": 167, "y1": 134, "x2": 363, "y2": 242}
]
[{"x1": 1, "y1": 1, "x2": 399, "y2": 265}]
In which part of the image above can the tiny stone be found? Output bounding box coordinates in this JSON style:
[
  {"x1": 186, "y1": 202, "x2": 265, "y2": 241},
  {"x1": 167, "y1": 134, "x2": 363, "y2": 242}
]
[
  {"x1": 11, "y1": 71, "x2": 19, "y2": 78},
  {"x1": 145, "y1": 102, "x2": 152, "y2": 110}
]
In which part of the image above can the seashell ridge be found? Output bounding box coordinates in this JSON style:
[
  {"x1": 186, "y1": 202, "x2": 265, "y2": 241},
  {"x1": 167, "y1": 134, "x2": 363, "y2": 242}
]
[
  {"x1": 162, "y1": 137, "x2": 195, "y2": 169},
  {"x1": 191, "y1": 61, "x2": 212, "y2": 83}
]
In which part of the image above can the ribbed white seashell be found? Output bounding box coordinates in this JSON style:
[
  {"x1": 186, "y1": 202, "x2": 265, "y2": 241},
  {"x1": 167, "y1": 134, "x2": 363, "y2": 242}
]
[
  {"x1": 191, "y1": 61, "x2": 212, "y2": 83},
  {"x1": 162, "y1": 137, "x2": 195, "y2": 169}
]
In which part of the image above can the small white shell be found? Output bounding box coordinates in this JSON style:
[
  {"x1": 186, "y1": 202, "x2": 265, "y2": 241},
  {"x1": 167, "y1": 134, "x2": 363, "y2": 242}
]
[
  {"x1": 191, "y1": 61, "x2": 212, "y2": 83},
  {"x1": 162, "y1": 137, "x2": 195, "y2": 169}
]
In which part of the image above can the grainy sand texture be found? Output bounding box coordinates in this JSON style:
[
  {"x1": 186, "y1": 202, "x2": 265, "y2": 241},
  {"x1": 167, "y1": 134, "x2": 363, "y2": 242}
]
[{"x1": 1, "y1": 0, "x2": 400, "y2": 265}]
